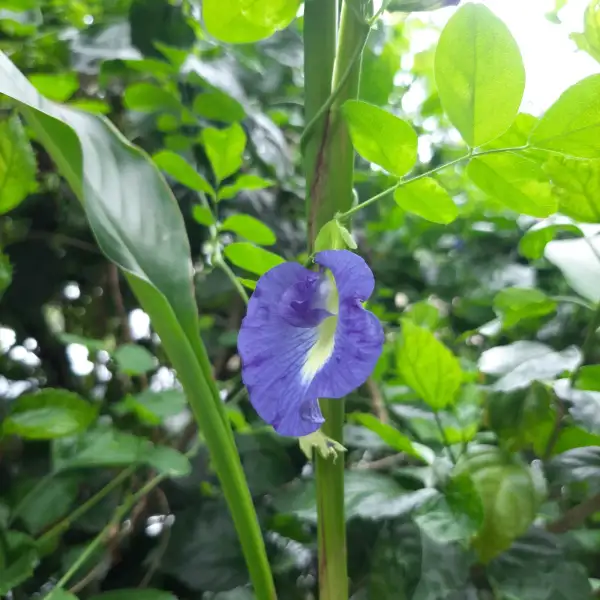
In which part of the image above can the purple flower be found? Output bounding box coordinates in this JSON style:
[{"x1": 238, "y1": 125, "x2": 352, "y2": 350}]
[{"x1": 238, "y1": 250, "x2": 384, "y2": 437}]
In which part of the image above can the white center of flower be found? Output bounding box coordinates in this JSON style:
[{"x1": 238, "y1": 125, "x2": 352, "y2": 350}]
[{"x1": 301, "y1": 271, "x2": 339, "y2": 383}]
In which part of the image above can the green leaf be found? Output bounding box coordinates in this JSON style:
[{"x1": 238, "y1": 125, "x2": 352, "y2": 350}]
[
  {"x1": 386, "y1": 0, "x2": 459, "y2": 12},
  {"x1": 153, "y1": 150, "x2": 215, "y2": 197},
  {"x1": 575, "y1": 365, "x2": 600, "y2": 391},
  {"x1": 493, "y1": 287, "x2": 557, "y2": 328},
  {"x1": 467, "y1": 153, "x2": 557, "y2": 217},
  {"x1": 479, "y1": 341, "x2": 582, "y2": 392},
  {"x1": 29, "y1": 72, "x2": 78, "y2": 102},
  {"x1": 3, "y1": 389, "x2": 97, "y2": 440},
  {"x1": 58, "y1": 333, "x2": 109, "y2": 352},
  {"x1": 201, "y1": 123, "x2": 246, "y2": 184},
  {"x1": 239, "y1": 278, "x2": 257, "y2": 290},
  {"x1": 14, "y1": 474, "x2": 79, "y2": 535},
  {"x1": 115, "y1": 389, "x2": 187, "y2": 425},
  {"x1": 224, "y1": 242, "x2": 284, "y2": 276},
  {"x1": 218, "y1": 173, "x2": 273, "y2": 201},
  {"x1": 571, "y1": 0, "x2": 600, "y2": 64},
  {"x1": 89, "y1": 591, "x2": 177, "y2": 600},
  {"x1": 414, "y1": 472, "x2": 484, "y2": 543},
  {"x1": 348, "y1": 413, "x2": 423, "y2": 459},
  {"x1": 434, "y1": 3, "x2": 525, "y2": 147},
  {"x1": 193, "y1": 91, "x2": 245, "y2": 123},
  {"x1": 454, "y1": 447, "x2": 544, "y2": 562},
  {"x1": 0, "y1": 251, "x2": 11, "y2": 297},
  {"x1": 544, "y1": 154, "x2": 600, "y2": 222},
  {"x1": 113, "y1": 344, "x2": 156, "y2": 375},
  {"x1": 146, "y1": 445, "x2": 191, "y2": 477},
  {"x1": 545, "y1": 236, "x2": 600, "y2": 303},
  {"x1": 203, "y1": 0, "x2": 301, "y2": 44},
  {"x1": 518, "y1": 220, "x2": 582, "y2": 259},
  {"x1": 67, "y1": 99, "x2": 110, "y2": 115},
  {"x1": 0, "y1": 531, "x2": 38, "y2": 595},
  {"x1": 274, "y1": 471, "x2": 436, "y2": 522},
  {"x1": 555, "y1": 379, "x2": 600, "y2": 436},
  {"x1": 192, "y1": 205, "x2": 216, "y2": 226},
  {"x1": 393, "y1": 177, "x2": 458, "y2": 224},
  {"x1": 313, "y1": 219, "x2": 357, "y2": 252},
  {"x1": 342, "y1": 100, "x2": 417, "y2": 176},
  {"x1": 123, "y1": 82, "x2": 181, "y2": 113},
  {"x1": 397, "y1": 319, "x2": 463, "y2": 410},
  {"x1": 46, "y1": 590, "x2": 79, "y2": 600},
  {"x1": 530, "y1": 75, "x2": 600, "y2": 158},
  {"x1": 52, "y1": 427, "x2": 153, "y2": 470},
  {"x1": 0, "y1": 113, "x2": 36, "y2": 214},
  {"x1": 220, "y1": 214, "x2": 276, "y2": 246}
]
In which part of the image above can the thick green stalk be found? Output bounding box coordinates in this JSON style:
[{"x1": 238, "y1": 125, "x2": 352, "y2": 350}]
[{"x1": 304, "y1": 2, "x2": 370, "y2": 600}]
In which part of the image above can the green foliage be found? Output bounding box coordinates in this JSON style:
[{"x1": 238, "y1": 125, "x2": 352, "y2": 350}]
[
  {"x1": 571, "y1": 0, "x2": 600, "y2": 63},
  {"x1": 220, "y1": 214, "x2": 276, "y2": 246},
  {"x1": 393, "y1": 177, "x2": 458, "y2": 224},
  {"x1": 201, "y1": 123, "x2": 246, "y2": 184},
  {"x1": 224, "y1": 242, "x2": 284, "y2": 275},
  {"x1": 493, "y1": 287, "x2": 557, "y2": 328},
  {"x1": 434, "y1": 3, "x2": 525, "y2": 147}
]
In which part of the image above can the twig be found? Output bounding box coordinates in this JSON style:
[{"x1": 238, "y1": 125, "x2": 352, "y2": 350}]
[
  {"x1": 365, "y1": 377, "x2": 388, "y2": 424},
  {"x1": 547, "y1": 492, "x2": 600, "y2": 533},
  {"x1": 353, "y1": 453, "x2": 405, "y2": 470}
]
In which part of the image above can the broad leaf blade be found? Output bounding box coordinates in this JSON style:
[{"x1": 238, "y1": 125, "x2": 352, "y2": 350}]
[{"x1": 393, "y1": 177, "x2": 458, "y2": 224}]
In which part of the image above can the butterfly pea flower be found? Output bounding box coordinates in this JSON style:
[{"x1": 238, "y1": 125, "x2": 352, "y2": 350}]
[{"x1": 238, "y1": 249, "x2": 384, "y2": 437}]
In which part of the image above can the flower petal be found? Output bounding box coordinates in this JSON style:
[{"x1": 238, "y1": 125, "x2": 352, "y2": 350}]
[
  {"x1": 238, "y1": 262, "x2": 325, "y2": 436},
  {"x1": 315, "y1": 249, "x2": 375, "y2": 301}
]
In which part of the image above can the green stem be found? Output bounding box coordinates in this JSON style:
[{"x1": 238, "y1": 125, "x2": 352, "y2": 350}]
[
  {"x1": 570, "y1": 301, "x2": 600, "y2": 386},
  {"x1": 215, "y1": 254, "x2": 249, "y2": 305},
  {"x1": 338, "y1": 145, "x2": 530, "y2": 221},
  {"x1": 434, "y1": 411, "x2": 456, "y2": 464},
  {"x1": 37, "y1": 467, "x2": 135, "y2": 547},
  {"x1": 305, "y1": 2, "x2": 371, "y2": 599}
]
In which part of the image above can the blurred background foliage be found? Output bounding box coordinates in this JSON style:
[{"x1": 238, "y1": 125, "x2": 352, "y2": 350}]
[{"x1": 2, "y1": 0, "x2": 600, "y2": 599}]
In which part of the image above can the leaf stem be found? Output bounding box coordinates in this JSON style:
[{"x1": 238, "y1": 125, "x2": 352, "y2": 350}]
[
  {"x1": 337, "y1": 144, "x2": 530, "y2": 221},
  {"x1": 570, "y1": 300, "x2": 600, "y2": 385},
  {"x1": 434, "y1": 411, "x2": 457, "y2": 464}
]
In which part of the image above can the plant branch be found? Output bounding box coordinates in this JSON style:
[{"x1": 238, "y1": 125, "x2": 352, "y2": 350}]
[
  {"x1": 434, "y1": 411, "x2": 457, "y2": 464},
  {"x1": 547, "y1": 492, "x2": 600, "y2": 534}
]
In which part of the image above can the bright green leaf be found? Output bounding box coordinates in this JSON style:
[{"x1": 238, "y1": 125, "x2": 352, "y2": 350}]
[
  {"x1": 454, "y1": 446, "x2": 544, "y2": 563},
  {"x1": 393, "y1": 177, "x2": 458, "y2": 224},
  {"x1": 342, "y1": 100, "x2": 417, "y2": 176},
  {"x1": 571, "y1": 0, "x2": 600, "y2": 64},
  {"x1": 224, "y1": 242, "x2": 284, "y2": 276},
  {"x1": 192, "y1": 205, "x2": 216, "y2": 226},
  {"x1": 29, "y1": 72, "x2": 78, "y2": 102},
  {"x1": 0, "y1": 113, "x2": 36, "y2": 214},
  {"x1": 545, "y1": 154, "x2": 600, "y2": 222},
  {"x1": 348, "y1": 413, "x2": 423, "y2": 459},
  {"x1": 434, "y1": 3, "x2": 525, "y2": 147},
  {"x1": 493, "y1": 287, "x2": 557, "y2": 328},
  {"x1": 314, "y1": 219, "x2": 357, "y2": 252},
  {"x1": 123, "y1": 82, "x2": 181, "y2": 113},
  {"x1": 218, "y1": 173, "x2": 273, "y2": 201},
  {"x1": 575, "y1": 365, "x2": 600, "y2": 391},
  {"x1": 545, "y1": 236, "x2": 600, "y2": 303},
  {"x1": 397, "y1": 319, "x2": 463, "y2": 410},
  {"x1": 203, "y1": 0, "x2": 301, "y2": 44},
  {"x1": 193, "y1": 91, "x2": 245, "y2": 123},
  {"x1": 146, "y1": 445, "x2": 191, "y2": 477},
  {"x1": 518, "y1": 220, "x2": 583, "y2": 259},
  {"x1": 67, "y1": 98, "x2": 111, "y2": 115},
  {"x1": 3, "y1": 389, "x2": 97, "y2": 440},
  {"x1": 116, "y1": 389, "x2": 187, "y2": 425},
  {"x1": 530, "y1": 74, "x2": 600, "y2": 158},
  {"x1": 201, "y1": 123, "x2": 246, "y2": 184},
  {"x1": 239, "y1": 278, "x2": 257, "y2": 290},
  {"x1": 220, "y1": 214, "x2": 276, "y2": 246},
  {"x1": 153, "y1": 150, "x2": 215, "y2": 196},
  {"x1": 113, "y1": 344, "x2": 156, "y2": 375},
  {"x1": 467, "y1": 153, "x2": 557, "y2": 217}
]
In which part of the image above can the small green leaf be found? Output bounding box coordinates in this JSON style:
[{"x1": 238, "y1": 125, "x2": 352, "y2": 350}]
[
  {"x1": 113, "y1": 344, "x2": 156, "y2": 375},
  {"x1": 393, "y1": 177, "x2": 458, "y2": 224},
  {"x1": 348, "y1": 413, "x2": 423, "y2": 459},
  {"x1": 29, "y1": 72, "x2": 78, "y2": 102},
  {"x1": 0, "y1": 113, "x2": 36, "y2": 214},
  {"x1": 116, "y1": 389, "x2": 187, "y2": 425},
  {"x1": 239, "y1": 278, "x2": 257, "y2": 290},
  {"x1": 220, "y1": 214, "x2": 276, "y2": 246},
  {"x1": 67, "y1": 98, "x2": 111, "y2": 115},
  {"x1": 454, "y1": 447, "x2": 544, "y2": 563},
  {"x1": 224, "y1": 242, "x2": 284, "y2": 276},
  {"x1": 218, "y1": 173, "x2": 273, "y2": 201},
  {"x1": 397, "y1": 319, "x2": 463, "y2": 410},
  {"x1": 434, "y1": 3, "x2": 525, "y2": 146},
  {"x1": 89, "y1": 590, "x2": 177, "y2": 600},
  {"x1": 518, "y1": 221, "x2": 582, "y2": 259},
  {"x1": 545, "y1": 154, "x2": 600, "y2": 222},
  {"x1": 52, "y1": 427, "x2": 153, "y2": 470},
  {"x1": 123, "y1": 82, "x2": 181, "y2": 113},
  {"x1": 467, "y1": 153, "x2": 557, "y2": 217},
  {"x1": 342, "y1": 100, "x2": 417, "y2": 176},
  {"x1": 203, "y1": 0, "x2": 301, "y2": 44},
  {"x1": 314, "y1": 219, "x2": 357, "y2": 252},
  {"x1": 201, "y1": 123, "x2": 246, "y2": 184},
  {"x1": 530, "y1": 75, "x2": 600, "y2": 158},
  {"x1": 3, "y1": 389, "x2": 97, "y2": 440},
  {"x1": 545, "y1": 237, "x2": 600, "y2": 303},
  {"x1": 493, "y1": 287, "x2": 557, "y2": 328},
  {"x1": 153, "y1": 150, "x2": 215, "y2": 196},
  {"x1": 146, "y1": 445, "x2": 191, "y2": 477},
  {"x1": 575, "y1": 365, "x2": 600, "y2": 391},
  {"x1": 193, "y1": 91, "x2": 245, "y2": 123},
  {"x1": 570, "y1": 0, "x2": 600, "y2": 64},
  {"x1": 192, "y1": 205, "x2": 216, "y2": 226}
]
